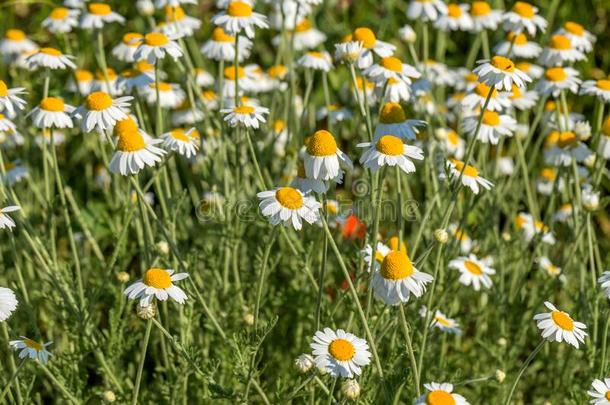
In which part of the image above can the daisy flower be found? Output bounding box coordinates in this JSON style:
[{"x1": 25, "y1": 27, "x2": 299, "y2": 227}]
[
  {"x1": 469, "y1": 1, "x2": 503, "y2": 32},
  {"x1": 537, "y1": 256, "x2": 561, "y2": 278},
  {"x1": 73, "y1": 92, "x2": 132, "y2": 132},
  {"x1": 124, "y1": 267, "x2": 188, "y2": 306},
  {"x1": 582, "y1": 183, "x2": 600, "y2": 211},
  {"x1": 556, "y1": 21, "x2": 595, "y2": 53},
  {"x1": 449, "y1": 254, "x2": 495, "y2": 291},
  {"x1": 453, "y1": 69, "x2": 479, "y2": 92},
  {"x1": 303, "y1": 130, "x2": 353, "y2": 181},
  {"x1": 201, "y1": 27, "x2": 252, "y2": 62},
  {"x1": 533, "y1": 301, "x2": 587, "y2": 348},
  {"x1": 599, "y1": 118, "x2": 610, "y2": 159},
  {"x1": 297, "y1": 51, "x2": 333, "y2": 72},
  {"x1": 502, "y1": 1, "x2": 547, "y2": 36},
  {"x1": 375, "y1": 102, "x2": 426, "y2": 140},
  {"x1": 134, "y1": 32, "x2": 183, "y2": 64},
  {"x1": 516, "y1": 61, "x2": 544, "y2": 80},
  {"x1": 1, "y1": 161, "x2": 28, "y2": 186},
  {"x1": 69, "y1": 69, "x2": 95, "y2": 96},
  {"x1": 221, "y1": 105, "x2": 269, "y2": 129},
  {"x1": 349, "y1": 27, "x2": 395, "y2": 69},
  {"x1": 144, "y1": 82, "x2": 185, "y2": 109},
  {"x1": 221, "y1": 65, "x2": 256, "y2": 97},
  {"x1": 553, "y1": 203, "x2": 573, "y2": 223},
  {"x1": 446, "y1": 159, "x2": 493, "y2": 194},
  {"x1": 544, "y1": 131, "x2": 592, "y2": 167},
  {"x1": 79, "y1": 3, "x2": 125, "y2": 29},
  {"x1": 0, "y1": 80, "x2": 27, "y2": 116},
  {"x1": 434, "y1": 4, "x2": 473, "y2": 32},
  {"x1": 195, "y1": 68, "x2": 214, "y2": 88},
  {"x1": 172, "y1": 101, "x2": 204, "y2": 126},
  {"x1": 587, "y1": 378, "x2": 610, "y2": 404},
  {"x1": 364, "y1": 56, "x2": 420, "y2": 85},
  {"x1": 462, "y1": 110, "x2": 516, "y2": 145},
  {"x1": 163, "y1": 5, "x2": 202, "y2": 36},
  {"x1": 515, "y1": 212, "x2": 556, "y2": 244},
  {"x1": 461, "y1": 82, "x2": 510, "y2": 112},
  {"x1": 109, "y1": 117, "x2": 166, "y2": 175},
  {"x1": 361, "y1": 241, "x2": 391, "y2": 272},
  {"x1": 406, "y1": 0, "x2": 448, "y2": 22},
  {"x1": 334, "y1": 40, "x2": 364, "y2": 64},
  {"x1": 415, "y1": 383, "x2": 470, "y2": 405},
  {"x1": 291, "y1": 164, "x2": 330, "y2": 194},
  {"x1": 538, "y1": 35, "x2": 585, "y2": 67},
  {"x1": 371, "y1": 250, "x2": 433, "y2": 305},
  {"x1": 580, "y1": 79, "x2": 610, "y2": 104},
  {"x1": 26, "y1": 47, "x2": 76, "y2": 70},
  {"x1": 448, "y1": 224, "x2": 473, "y2": 253},
  {"x1": 42, "y1": 7, "x2": 80, "y2": 34},
  {"x1": 284, "y1": 19, "x2": 326, "y2": 51},
  {"x1": 162, "y1": 128, "x2": 198, "y2": 158},
  {"x1": 398, "y1": 25, "x2": 417, "y2": 43},
  {"x1": 509, "y1": 83, "x2": 539, "y2": 111},
  {"x1": 420, "y1": 306, "x2": 461, "y2": 335},
  {"x1": 310, "y1": 328, "x2": 371, "y2": 378},
  {"x1": 0, "y1": 114, "x2": 16, "y2": 132},
  {"x1": 30, "y1": 97, "x2": 75, "y2": 129},
  {"x1": 316, "y1": 105, "x2": 352, "y2": 125},
  {"x1": 257, "y1": 187, "x2": 321, "y2": 230},
  {"x1": 112, "y1": 33, "x2": 144, "y2": 63},
  {"x1": 379, "y1": 77, "x2": 412, "y2": 102},
  {"x1": 357, "y1": 135, "x2": 424, "y2": 173},
  {"x1": 424, "y1": 60, "x2": 453, "y2": 86},
  {"x1": 0, "y1": 29, "x2": 37, "y2": 57},
  {"x1": 211, "y1": 1, "x2": 269, "y2": 39},
  {"x1": 535, "y1": 66, "x2": 581, "y2": 97},
  {"x1": 473, "y1": 56, "x2": 531, "y2": 91},
  {"x1": 0, "y1": 286, "x2": 17, "y2": 321},
  {"x1": 10, "y1": 338, "x2": 53, "y2": 364},
  {"x1": 438, "y1": 128, "x2": 465, "y2": 159},
  {"x1": 494, "y1": 32, "x2": 542, "y2": 59},
  {"x1": 598, "y1": 272, "x2": 610, "y2": 299}
]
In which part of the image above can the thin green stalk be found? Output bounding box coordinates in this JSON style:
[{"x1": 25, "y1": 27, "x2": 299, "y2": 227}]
[
  {"x1": 0, "y1": 359, "x2": 25, "y2": 403},
  {"x1": 39, "y1": 364, "x2": 79, "y2": 405},
  {"x1": 253, "y1": 228, "x2": 278, "y2": 330},
  {"x1": 503, "y1": 340, "x2": 545, "y2": 405},
  {"x1": 131, "y1": 319, "x2": 153, "y2": 405},
  {"x1": 399, "y1": 304, "x2": 421, "y2": 396}
]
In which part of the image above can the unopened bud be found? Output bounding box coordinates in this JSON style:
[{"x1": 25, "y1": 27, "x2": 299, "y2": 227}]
[
  {"x1": 399, "y1": 25, "x2": 417, "y2": 43},
  {"x1": 341, "y1": 379, "x2": 361, "y2": 400},
  {"x1": 495, "y1": 369, "x2": 506, "y2": 383},
  {"x1": 434, "y1": 229, "x2": 448, "y2": 244},
  {"x1": 243, "y1": 313, "x2": 254, "y2": 326},
  {"x1": 136, "y1": 302, "x2": 156, "y2": 320},
  {"x1": 157, "y1": 241, "x2": 169, "y2": 255},
  {"x1": 294, "y1": 354, "x2": 314, "y2": 373},
  {"x1": 497, "y1": 337, "x2": 508, "y2": 347},
  {"x1": 116, "y1": 272, "x2": 130, "y2": 283},
  {"x1": 136, "y1": 0, "x2": 154, "y2": 16},
  {"x1": 102, "y1": 390, "x2": 116, "y2": 403}
]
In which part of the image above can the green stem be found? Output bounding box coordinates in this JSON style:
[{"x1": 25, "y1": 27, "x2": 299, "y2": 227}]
[
  {"x1": 0, "y1": 359, "x2": 25, "y2": 403},
  {"x1": 399, "y1": 304, "x2": 420, "y2": 396},
  {"x1": 131, "y1": 319, "x2": 153, "y2": 405},
  {"x1": 503, "y1": 340, "x2": 545, "y2": 405}
]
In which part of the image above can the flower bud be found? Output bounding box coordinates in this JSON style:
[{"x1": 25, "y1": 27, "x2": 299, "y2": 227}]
[
  {"x1": 434, "y1": 229, "x2": 448, "y2": 244},
  {"x1": 102, "y1": 390, "x2": 116, "y2": 403},
  {"x1": 341, "y1": 379, "x2": 361, "y2": 400},
  {"x1": 294, "y1": 354, "x2": 314, "y2": 373},
  {"x1": 157, "y1": 241, "x2": 169, "y2": 255},
  {"x1": 136, "y1": 302, "x2": 156, "y2": 320},
  {"x1": 136, "y1": 0, "x2": 155, "y2": 16},
  {"x1": 497, "y1": 337, "x2": 508, "y2": 347},
  {"x1": 243, "y1": 313, "x2": 254, "y2": 326},
  {"x1": 116, "y1": 272, "x2": 130, "y2": 283},
  {"x1": 495, "y1": 369, "x2": 506, "y2": 383},
  {"x1": 399, "y1": 25, "x2": 417, "y2": 43},
  {"x1": 575, "y1": 121, "x2": 591, "y2": 141}
]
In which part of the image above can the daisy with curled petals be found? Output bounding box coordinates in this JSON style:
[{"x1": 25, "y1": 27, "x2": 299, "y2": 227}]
[
  {"x1": 201, "y1": 27, "x2": 252, "y2": 62},
  {"x1": 438, "y1": 129, "x2": 465, "y2": 159},
  {"x1": 406, "y1": 0, "x2": 448, "y2": 22},
  {"x1": 494, "y1": 32, "x2": 541, "y2": 59},
  {"x1": 144, "y1": 82, "x2": 185, "y2": 109},
  {"x1": 304, "y1": 130, "x2": 353, "y2": 181},
  {"x1": 119, "y1": 63, "x2": 156, "y2": 92},
  {"x1": 415, "y1": 382, "x2": 470, "y2": 405},
  {"x1": 598, "y1": 271, "x2": 610, "y2": 299},
  {"x1": 515, "y1": 212, "x2": 556, "y2": 244},
  {"x1": 310, "y1": 328, "x2": 371, "y2": 378},
  {"x1": 26, "y1": 47, "x2": 76, "y2": 70},
  {"x1": 334, "y1": 40, "x2": 364, "y2": 64},
  {"x1": 420, "y1": 306, "x2": 462, "y2": 335},
  {"x1": 449, "y1": 254, "x2": 495, "y2": 291},
  {"x1": 446, "y1": 159, "x2": 493, "y2": 194},
  {"x1": 221, "y1": 105, "x2": 269, "y2": 129},
  {"x1": 357, "y1": 135, "x2": 424, "y2": 174},
  {"x1": 124, "y1": 268, "x2": 188, "y2": 306},
  {"x1": 112, "y1": 33, "x2": 144, "y2": 63},
  {"x1": 538, "y1": 35, "x2": 585, "y2": 67},
  {"x1": 588, "y1": 378, "x2": 610, "y2": 405},
  {"x1": 109, "y1": 117, "x2": 166, "y2": 175},
  {"x1": 469, "y1": 1, "x2": 503, "y2": 32},
  {"x1": 375, "y1": 102, "x2": 426, "y2": 140},
  {"x1": 163, "y1": 5, "x2": 202, "y2": 37},
  {"x1": 379, "y1": 77, "x2": 412, "y2": 103},
  {"x1": 288, "y1": 19, "x2": 326, "y2": 51},
  {"x1": 508, "y1": 84, "x2": 538, "y2": 111},
  {"x1": 79, "y1": 3, "x2": 125, "y2": 29},
  {"x1": 462, "y1": 110, "x2": 516, "y2": 145},
  {"x1": 0, "y1": 206, "x2": 20, "y2": 230},
  {"x1": 297, "y1": 51, "x2": 333, "y2": 72},
  {"x1": 0, "y1": 286, "x2": 17, "y2": 321},
  {"x1": 30, "y1": 97, "x2": 75, "y2": 129},
  {"x1": 42, "y1": 7, "x2": 80, "y2": 34},
  {"x1": 516, "y1": 61, "x2": 544, "y2": 80},
  {"x1": 461, "y1": 82, "x2": 510, "y2": 112},
  {"x1": 162, "y1": 128, "x2": 198, "y2": 158},
  {"x1": 0, "y1": 80, "x2": 27, "y2": 116},
  {"x1": 534, "y1": 301, "x2": 587, "y2": 348},
  {"x1": 371, "y1": 250, "x2": 433, "y2": 305},
  {"x1": 364, "y1": 56, "x2": 420, "y2": 85},
  {"x1": 291, "y1": 164, "x2": 330, "y2": 194},
  {"x1": 73, "y1": 91, "x2": 132, "y2": 132},
  {"x1": 349, "y1": 27, "x2": 395, "y2": 69},
  {"x1": 580, "y1": 78, "x2": 610, "y2": 104},
  {"x1": 211, "y1": 1, "x2": 269, "y2": 39},
  {"x1": 134, "y1": 32, "x2": 183, "y2": 64},
  {"x1": 10, "y1": 338, "x2": 53, "y2": 364},
  {"x1": 0, "y1": 29, "x2": 38, "y2": 58},
  {"x1": 556, "y1": 21, "x2": 595, "y2": 53},
  {"x1": 502, "y1": 1, "x2": 547, "y2": 36},
  {"x1": 69, "y1": 69, "x2": 94, "y2": 96},
  {"x1": 535, "y1": 67, "x2": 581, "y2": 97},
  {"x1": 257, "y1": 187, "x2": 321, "y2": 230},
  {"x1": 544, "y1": 131, "x2": 592, "y2": 167},
  {"x1": 473, "y1": 56, "x2": 531, "y2": 91},
  {"x1": 434, "y1": 3, "x2": 473, "y2": 32}
]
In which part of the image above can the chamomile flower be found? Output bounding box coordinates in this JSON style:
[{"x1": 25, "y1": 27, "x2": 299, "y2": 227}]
[
  {"x1": 73, "y1": 91, "x2": 133, "y2": 132},
  {"x1": 201, "y1": 27, "x2": 252, "y2": 62},
  {"x1": 508, "y1": 83, "x2": 539, "y2": 111},
  {"x1": 469, "y1": 1, "x2": 503, "y2": 32},
  {"x1": 119, "y1": 64, "x2": 156, "y2": 91},
  {"x1": 221, "y1": 105, "x2": 269, "y2": 129},
  {"x1": 587, "y1": 378, "x2": 610, "y2": 404},
  {"x1": 30, "y1": 97, "x2": 75, "y2": 129},
  {"x1": 334, "y1": 40, "x2": 364, "y2": 64},
  {"x1": 380, "y1": 77, "x2": 413, "y2": 102},
  {"x1": 375, "y1": 102, "x2": 426, "y2": 140},
  {"x1": 515, "y1": 212, "x2": 556, "y2": 244},
  {"x1": 371, "y1": 250, "x2": 433, "y2": 305},
  {"x1": 553, "y1": 203, "x2": 573, "y2": 223},
  {"x1": 211, "y1": 1, "x2": 269, "y2": 39},
  {"x1": 473, "y1": 56, "x2": 531, "y2": 91},
  {"x1": 70, "y1": 69, "x2": 95, "y2": 96},
  {"x1": 348, "y1": 27, "x2": 396, "y2": 69},
  {"x1": 112, "y1": 33, "x2": 144, "y2": 63},
  {"x1": 538, "y1": 35, "x2": 585, "y2": 66},
  {"x1": 357, "y1": 135, "x2": 424, "y2": 173},
  {"x1": 516, "y1": 61, "x2": 544, "y2": 80},
  {"x1": 533, "y1": 301, "x2": 587, "y2": 348},
  {"x1": 434, "y1": 4, "x2": 473, "y2": 32},
  {"x1": 0, "y1": 29, "x2": 38, "y2": 57},
  {"x1": 163, "y1": 5, "x2": 202, "y2": 36},
  {"x1": 406, "y1": 0, "x2": 448, "y2": 22},
  {"x1": 162, "y1": 128, "x2": 198, "y2": 158},
  {"x1": 598, "y1": 118, "x2": 610, "y2": 159},
  {"x1": 310, "y1": 328, "x2": 371, "y2": 378},
  {"x1": 398, "y1": 25, "x2": 417, "y2": 43},
  {"x1": 535, "y1": 67, "x2": 581, "y2": 97},
  {"x1": 221, "y1": 65, "x2": 256, "y2": 97},
  {"x1": 449, "y1": 254, "x2": 495, "y2": 291},
  {"x1": 109, "y1": 117, "x2": 166, "y2": 175},
  {"x1": 538, "y1": 256, "x2": 562, "y2": 277},
  {"x1": 446, "y1": 159, "x2": 493, "y2": 194},
  {"x1": 494, "y1": 32, "x2": 542, "y2": 59},
  {"x1": 364, "y1": 56, "x2": 420, "y2": 85},
  {"x1": 42, "y1": 7, "x2": 80, "y2": 34},
  {"x1": 145, "y1": 82, "x2": 185, "y2": 108},
  {"x1": 582, "y1": 183, "x2": 600, "y2": 211},
  {"x1": 544, "y1": 131, "x2": 592, "y2": 167},
  {"x1": 448, "y1": 224, "x2": 473, "y2": 253},
  {"x1": 496, "y1": 156, "x2": 515, "y2": 176},
  {"x1": 361, "y1": 242, "x2": 391, "y2": 272},
  {"x1": 438, "y1": 129, "x2": 465, "y2": 159},
  {"x1": 303, "y1": 130, "x2": 353, "y2": 181},
  {"x1": 80, "y1": 3, "x2": 125, "y2": 29},
  {"x1": 316, "y1": 105, "x2": 352, "y2": 124},
  {"x1": 0, "y1": 80, "x2": 27, "y2": 116},
  {"x1": 195, "y1": 68, "x2": 214, "y2": 88},
  {"x1": 298, "y1": 51, "x2": 333, "y2": 72},
  {"x1": 598, "y1": 272, "x2": 610, "y2": 299},
  {"x1": 556, "y1": 21, "x2": 595, "y2": 53},
  {"x1": 0, "y1": 287, "x2": 17, "y2": 321},
  {"x1": 502, "y1": 1, "x2": 547, "y2": 36},
  {"x1": 124, "y1": 268, "x2": 188, "y2": 306},
  {"x1": 462, "y1": 110, "x2": 516, "y2": 144},
  {"x1": 134, "y1": 32, "x2": 183, "y2": 64},
  {"x1": 0, "y1": 206, "x2": 20, "y2": 230},
  {"x1": 461, "y1": 82, "x2": 511, "y2": 112},
  {"x1": 291, "y1": 164, "x2": 330, "y2": 194},
  {"x1": 423, "y1": 60, "x2": 453, "y2": 85},
  {"x1": 580, "y1": 79, "x2": 610, "y2": 103},
  {"x1": 26, "y1": 47, "x2": 76, "y2": 70},
  {"x1": 2, "y1": 161, "x2": 28, "y2": 186},
  {"x1": 415, "y1": 383, "x2": 470, "y2": 405},
  {"x1": 0, "y1": 114, "x2": 16, "y2": 132},
  {"x1": 257, "y1": 187, "x2": 321, "y2": 230},
  {"x1": 9, "y1": 338, "x2": 53, "y2": 364},
  {"x1": 289, "y1": 19, "x2": 326, "y2": 51},
  {"x1": 172, "y1": 101, "x2": 204, "y2": 126},
  {"x1": 420, "y1": 307, "x2": 462, "y2": 335}
]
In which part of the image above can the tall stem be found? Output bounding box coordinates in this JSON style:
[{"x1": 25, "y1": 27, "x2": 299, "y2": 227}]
[
  {"x1": 399, "y1": 304, "x2": 421, "y2": 396},
  {"x1": 503, "y1": 340, "x2": 545, "y2": 405},
  {"x1": 132, "y1": 319, "x2": 153, "y2": 405}
]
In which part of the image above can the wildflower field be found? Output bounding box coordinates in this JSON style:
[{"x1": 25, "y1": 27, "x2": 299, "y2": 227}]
[{"x1": 2, "y1": 0, "x2": 610, "y2": 403}]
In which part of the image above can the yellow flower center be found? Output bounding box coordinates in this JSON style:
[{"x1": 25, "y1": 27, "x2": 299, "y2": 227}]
[
  {"x1": 170, "y1": 128, "x2": 190, "y2": 141},
  {"x1": 540, "y1": 167, "x2": 556, "y2": 181},
  {"x1": 88, "y1": 3, "x2": 112, "y2": 16},
  {"x1": 380, "y1": 250, "x2": 414, "y2": 280},
  {"x1": 274, "y1": 120, "x2": 285, "y2": 133},
  {"x1": 295, "y1": 19, "x2": 312, "y2": 33},
  {"x1": 451, "y1": 159, "x2": 478, "y2": 177},
  {"x1": 212, "y1": 27, "x2": 234, "y2": 43},
  {"x1": 510, "y1": 84, "x2": 522, "y2": 99},
  {"x1": 551, "y1": 310, "x2": 574, "y2": 331},
  {"x1": 328, "y1": 338, "x2": 356, "y2": 361},
  {"x1": 464, "y1": 260, "x2": 483, "y2": 275},
  {"x1": 379, "y1": 102, "x2": 406, "y2": 124},
  {"x1": 471, "y1": 1, "x2": 491, "y2": 16},
  {"x1": 447, "y1": 4, "x2": 462, "y2": 18},
  {"x1": 113, "y1": 117, "x2": 139, "y2": 137},
  {"x1": 482, "y1": 111, "x2": 500, "y2": 126},
  {"x1": 145, "y1": 32, "x2": 169, "y2": 47},
  {"x1": 224, "y1": 65, "x2": 245, "y2": 80},
  {"x1": 234, "y1": 106, "x2": 255, "y2": 114},
  {"x1": 558, "y1": 131, "x2": 577, "y2": 149},
  {"x1": 75, "y1": 69, "x2": 93, "y2": 82},
  {"x1": 353, "y1": 27, "x2": 376, "y2": 49},
  {"x1": 307, "y1": 130, "x2": 338, "y2": 156},
  {"x1": 40, "y1": 97, "x2": 65, "y2": 112},
  {"x1": 380, "y1": 57, "x2": 403, "y2": 73},
  {"x1": 24, "y1": 339, "x2": 43, "y2": 351},
  {"x1": 474, "y1": 82, "x2": 497, "y2": 98},
  {"x1": 268, "y1": 64, "x2": 287, "y2": 79},
  {"x1": 465, "y1": 72, "x2": 478, "y2": 82},
  {"x1": 564, "y1": 21, "x2": 584, "y2": 36},
  {"x1": 597, "y1": 80, "x2": 610, "y2": 91},
  {"x1": 275, "y1": 187, "x2": 303, "y2": 209},
  {"x1": 96, "y1": 68, "x2": 117, "y2": 81},
  {"x1": 606, "y1": 391, "x2": 610, "y2": 401},
  {"x1": 123, "y1": 32, "x2": 143, "y2": 46},
  {"x1": 0, "y1": 81, "x2": 8, "y2": 97},
  {"x1": 143, "y1": 268, "x2": 172, "y2": 289},
  {"x1": 117, "y1": 128, "x2": 146, "y2": 152},
  {"x1": 165, "y1": 6, "x2": 185, "y2": 22},
  {"x1": 307, "y1": 51, "x2": 323, "y2": 59},
  {"x1": 228, "y1": 1, "x2": 253, "y2": 17},
  {"x1": 40, "y1": 47, "x2": 62, "y2": 56},
  {"x1": 507, "y1": 32, "x2": 528, "y2": 45},
  {"x1": 135, "y1": 61, "x2": 154, "y2": 72},
  {"x1": 447, "y1": 130, "x2": 459, "y2": 146},
  {"x1": 388, "y1": 236, "x2": 407, "y2": 254},
  {"x1": 550, "y1": 35, "x2": 571, "y2": 50},
  {"x1": 427, "y1": 390, "x2": 456, "y2": 405},
  {"x1": 50, "y1": 7, "x2": 70, "y2": 20},
  {"x1": 435, "y1": 316, "x2": 452, "y2": 328},
  {"x1": 86, "y1": 92, "x2": 113, "y2": 111},
  {"x1": 203, "y1": 90, "x2": 217, "y2": 101},
  {"x1": 603, "y1": 117, "x2": 610, "y2": 136},
  {"x1": 516, "y1": 62, "x2": 530, "y2": 72},
  {"x1": 513, "y1": 1, "x2": 535, "y2": 18},
  {"x1": 490, "y1": 56, "x2": 515, "y2": 72},
  {"x1": 376, "y1": 135, "x2": 404, "y2": 156},
  {"x1": 545, "y1": 67, "x2": 566, "y2": 82},
  {"x1": 5, "y1": 29, "x2": 26, "y2": 41}
]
